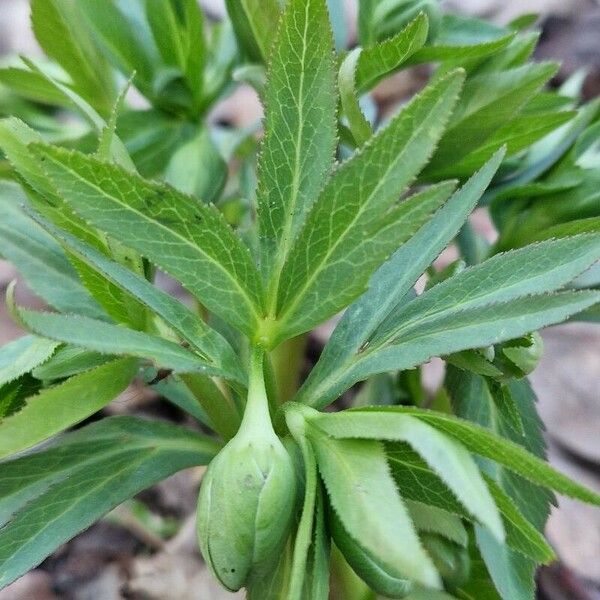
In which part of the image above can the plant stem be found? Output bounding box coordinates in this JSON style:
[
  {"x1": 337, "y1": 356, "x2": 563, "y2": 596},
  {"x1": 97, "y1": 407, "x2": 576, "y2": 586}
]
[
  {"x1": 270, "y1": 334, "x2": 307, "y2": 404},
  {"x1": 239, "y1": 347, "x2": 275, "y2": 438},
  {"x1": 181, "y1": 373, "x2": 240, "y2": 440}
]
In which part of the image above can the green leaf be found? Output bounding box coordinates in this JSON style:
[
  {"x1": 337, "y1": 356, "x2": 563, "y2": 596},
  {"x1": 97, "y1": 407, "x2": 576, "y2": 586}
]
[
  {"x1": 165, "y1": 126, "x2": 227, "y2": 203},
  {"x1": 30, "y1": 0, "x2": 115, "y2": 114},
  {"x1": 351, "y1": 292, "x2": 600, "y2": 384},
  {"x1": 0, "y1": 336, "x2": 58, "y2": 387},
  {"x1": 179, "y1": 373, "x2": 241, "y2": 440},
  {"x1": 116, "y1": 109, "x2": 191, "y2": 177},
  {"x1": 151, "y1": 374, "x2": 209, "y2": 425},
  {"x1": 364, "y1": 405, "x2": 600, "y2": 505},
  {"x1": 483, "y1": 477, "x2": 555, "y2": 564},
  {"x1": 425, "y1": 62, "x2": 557, "y2": 177},
  {"x1": 31, "y1": 345, "x2": 113, "y2": 381},
  {"x1": 406, "y1": 501, "x2": 468, "y2": 547},
  {"x1": 297, "y1": 150, "x2": 504, "y2": 409},
  {"x1": 257, "y1": 0, "x2": 337, "y2": 291},
  {"x1": 311, "y1": 433, "x2": 441, "y2": 588},
  {"x1": 0, "y1": 358, "x2": 137, "y2": 460},
  {"x1": 0, "y1": 376, "x2": 40, "y2": 421},
  {"x1": 530, "y1": 217, "x2": 600, "y2": 242},
  {"x1": 0, "y1": 119, "x2": 144, "y2": 328},
  {"x1": 445, "y1": 350, "x2": 503, "y2": 379},
  {"x1": 407, "y1": 17, "x2": 514, "y2": 65},
  {"x1": 144, "y1": 0, "x2": 206, "y2": 101},
  {"x1": 446, "y1": 371, "x2": 552, "y2": 527},
  {"x1": 432, "y1": 110, "x2": 576, "y2": 179},
  {"x1": 0, "y1": 66, "x2": 73, "y2": 108},
  {"x1": 30, "y1": 213, "x2": 244, "y2": 384},
  {"x1": 371, "y1": 235, "x2": 600, "y2": 346},
  {"x1": 475, "y1": 527, "x2": 534, "y2": 600},
  {"x1": 387, "y1": 444, "x2": 466, "y2": 515},
  {"x1": 488, "y1": 381, "x2": 525, "y2": 435},
  {"x1": 288, "y1": 437, "x2": 319, "y2": 600},
  {"x1": 0, "y1": 184, "x2": 106, "y2": 319},
  {"x1": 301, "y1": 487, "x2": 330, "y2": 600},
  {"x1": 18, "y1": 310, "x2": 228, "y2": 379},
  {"x1": 386, "y1": 445, "x2": 553, "y2": 564},
  {"x1": 0, "y1": 416, "x2": 219, "y2": 588},
  {"x1": 224, "y1": 0, "x2": 281, "y2": 62},
  {"x1": 78, "y1": 0, "x2": 158, "y2": 100},
  {"x1": 446, "y1": 369, "x2": 553, "y2": 598},
  {"x1": 301, "y1": 407, "x2": 503, "y2": 540},
  {"x1": 338, "y1": 48, "x2": 372, "y2": 147},
  {"x1": 31, "y1": 144, "x2": 265, "y2": 336},
  {"x1": 274, "y1": 70, "x2": 465, "y2": 343},
  {"x1": 355, "y1": 13, "x2": 429, "y2": 93}
]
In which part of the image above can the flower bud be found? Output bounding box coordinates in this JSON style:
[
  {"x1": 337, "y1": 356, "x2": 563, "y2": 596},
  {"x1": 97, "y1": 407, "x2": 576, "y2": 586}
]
[
  {"x1": 197, "y1": 352, "x2": 296, "y2": 591},
  {"x1": 330, "y1": 510, "x2": 413, "y2": 599}
]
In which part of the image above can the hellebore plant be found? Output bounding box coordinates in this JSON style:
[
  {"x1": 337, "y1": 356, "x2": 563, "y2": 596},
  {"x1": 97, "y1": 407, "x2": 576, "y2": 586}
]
[{"x1": 0, "y1": 0, "x2": 600, "y2": 598}]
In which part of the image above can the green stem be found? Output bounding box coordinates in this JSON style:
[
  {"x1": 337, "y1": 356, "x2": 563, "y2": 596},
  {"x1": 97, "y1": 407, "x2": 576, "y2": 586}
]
[
  {"x1": 181, "y1": 373, "x2": 240, "y2": 440},
  {"x1": 239, "y1": 348, "x2": 275, "y2": 438},
  {"x1": 270, "y1": 334, "x2": 307, "y2": 404}
]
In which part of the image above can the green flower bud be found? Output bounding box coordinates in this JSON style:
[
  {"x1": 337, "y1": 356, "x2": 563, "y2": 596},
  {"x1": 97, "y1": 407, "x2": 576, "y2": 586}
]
[
  {"x1": 498, "y1": 332, "x2": 544, "y2": 379},
  {"x1": 330, "y1": 510, "x2": 413, "y2": 599},
  {"x1": 420, "y1": 533, "x2": 470, "y2": 590},
  {"x1": 197, "y1": 351, "x2": 296, "y2": 591}
]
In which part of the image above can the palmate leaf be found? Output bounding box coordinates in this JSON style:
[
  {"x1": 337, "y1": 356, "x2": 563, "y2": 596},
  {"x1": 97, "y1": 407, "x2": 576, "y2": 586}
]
[
  {"x1": 300, "y1": 487, "x2": 330, "y2": 600},
  {"x1": 296, "y1": 149, "x2": 505, "y2": 408},
  {"x1": 0, "y1": 336, "x2": 58, "y2": 387},
  {"x1": 30, "y1": 213, "x2": 244, "y2": 383},
  {"x1": 475, "y1": 527, "x2": 533, "y2": 600},
  {"x1": 371, "y1": 233, "x2": 600, "y2": 345},
  {"x1": 446, "y1": 370, "x2": 553, "y2": 599},
  {"x1": 295, "y1": 406, "x2": 503, "y2": 540},
  {"x1": 31, "y1": 144, "x2": 265, "y2": 336},
  {"x1": 362, "y1": 406, "x2": 600, "y2": 506},
  {"x1": 0, "y1": 66, "x2": 74, "y2": 109},
  {"x1": 272, "y1": 70, "x2": 465, "y2": 343},
  {"x1": 386, "y1": 445, "x2": 555, "y2": 564},
  {"x1": 288, "y1": 437, "x2": 319, "y2": 600},
  {"x1": 0, "y1": 119, "x2": 147, "y2": 329},
  {"x1": 312, "y1": 434, "x2": 441, "y2": 589},
  {"x1": 0, "y1": 416, "x2": 219, "y2": 589},
  {"x1": 0, "y1": 358, "x2": 137, "y2": 460},
  {"x1": 350, "y1": 291, "x2": 599, "y2": 386},
  {"x1": 145, "y1": 0, "x2": 206, "y2": 108},
  {"x1": 257, "y1": 0, "x2": 337, "y2": 290},
  {"x1": 438, "y1": 110, "x2": 576, "y2": 179},
  {"x1": 298, "y1": 225, "x2": 600, "y2": 407}
]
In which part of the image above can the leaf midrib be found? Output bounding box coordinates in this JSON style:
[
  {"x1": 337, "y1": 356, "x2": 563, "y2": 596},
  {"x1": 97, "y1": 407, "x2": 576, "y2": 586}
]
[
  {"x1": 275, "y1": 85, "x2": 454, "y2": 331},
  {"x1": 266, "y1": 0, "x2": 312, "y2": 317},
  {"x1": 41, "y1": 149, "x2": 262, "y2": 326}
]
